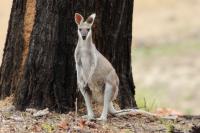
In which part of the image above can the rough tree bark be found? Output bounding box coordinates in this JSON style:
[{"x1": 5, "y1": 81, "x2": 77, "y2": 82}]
[{"x1": 0, "y1": 0, "x2": 136, "y2": 112}]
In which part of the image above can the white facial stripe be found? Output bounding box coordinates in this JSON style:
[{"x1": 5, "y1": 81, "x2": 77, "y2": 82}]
[
  {"x1": 78, "y1": 28, "x2": 91, "y2": 40},
  {"x1": 80, "y1": 28, "x2": 89, "y2": 36}
]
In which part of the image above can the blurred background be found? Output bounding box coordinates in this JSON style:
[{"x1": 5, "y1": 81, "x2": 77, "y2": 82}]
[
  {"x1": 0, "y1": 0, "x2": 199, "y2": 114},
  {"x1": 133, "y1": 0, "x2": 200, "y2": 115},
  {"x1": 0, "y1": 1, "x2": 12, "y2": 62}
]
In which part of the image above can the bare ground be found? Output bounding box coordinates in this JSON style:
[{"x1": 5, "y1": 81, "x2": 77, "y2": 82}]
[{"x1": 0, "y1": 98, "x2": 200, "y2": 133}]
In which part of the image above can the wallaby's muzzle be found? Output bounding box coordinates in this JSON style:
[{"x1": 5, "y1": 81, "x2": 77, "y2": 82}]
[
  {"x1": 82, "y1": 36, "x2": 86, "y2": 40},
  {"x1": 79, "y1": 28, "x2": 89, "y2": 40}
]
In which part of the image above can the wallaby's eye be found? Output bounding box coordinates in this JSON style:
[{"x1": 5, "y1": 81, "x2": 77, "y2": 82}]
[
  {"x1": 87, "y1": 28, "x2": 90, "y2": 31},
  {"x1": 79, "y1": 28, "x2": 82, "y2": 31}
]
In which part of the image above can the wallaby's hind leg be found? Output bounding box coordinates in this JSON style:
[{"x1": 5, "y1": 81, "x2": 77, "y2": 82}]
[
  {"x1": 109, "y1": 101, "x2": 135, "y2": 116},
  {"x1": 80, "y1": 89, "x2": 95, "y2": 120},
  {"x1": 97, "y1": 83, "x2": 113, "y2": 121},
  {"x1": 108, "y1": 102, "x2": 118, "y2": 114},
  {"x1": 109, "y1": 102, "x2": 130, "y2": 116}
]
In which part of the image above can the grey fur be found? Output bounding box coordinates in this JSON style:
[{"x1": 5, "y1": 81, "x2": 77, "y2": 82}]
[{"x1": 74, "y1": 13, "x2": 119, "y2": 121}]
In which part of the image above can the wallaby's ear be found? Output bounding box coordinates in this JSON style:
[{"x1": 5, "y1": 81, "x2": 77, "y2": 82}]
[
  {"x1": 75, "y1": 13, "x2": 84, "y2": 25},
  {"x1": 86, "y1": 13, "x2": 96, "y2": 25}
]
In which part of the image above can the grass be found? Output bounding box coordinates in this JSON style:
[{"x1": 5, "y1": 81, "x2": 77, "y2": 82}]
[
  {"x1": 132, "y1": 42, "x2": 200, "y2": 60},
  {"x1": 158, "y1": 118, "x2": 176, "y2": 133},
  {"x1": 135, "y1": 84, "x2": 167, "y2": 112},
  {"x1": 136, "y1": 87, "x2": 158, "y2": 112},
  {"x1": 136, "y1": 96, "x2": 157, "y2": 112},
  {"x1": 132, "y1": 42, "x2": 200, "y2": 114}
]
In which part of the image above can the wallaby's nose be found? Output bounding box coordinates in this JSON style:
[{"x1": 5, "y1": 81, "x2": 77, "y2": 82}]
[
  {"x1": 80, "y1": 28, "x2": 88, "y2": 40},
  {"x1": 82, "y1": 36, "x2": 86, "y2": 40}
]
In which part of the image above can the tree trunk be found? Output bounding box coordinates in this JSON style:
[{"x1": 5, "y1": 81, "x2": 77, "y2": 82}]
[{"x1": 0, "y1": 0, "x2": 136, "y2": 112}]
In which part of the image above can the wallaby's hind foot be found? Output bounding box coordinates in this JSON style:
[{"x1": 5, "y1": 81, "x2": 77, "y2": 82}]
[
  {"x1": 113, "y1": 109, "x2": 136, "y2": 116},
  {"x1": 96, "y1": 116, "x2": 107, "y2": 122},
  {"x1": 82, "y1": 115, "x2": 95, "y2": 120},
  {"x1": 108, "y1": 102, "x2": 119, "y2": 115}
]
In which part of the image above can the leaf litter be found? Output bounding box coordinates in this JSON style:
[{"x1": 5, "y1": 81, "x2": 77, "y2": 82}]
[{"x1": 0, "y1": 97, "x2": 200, "y2": 133}]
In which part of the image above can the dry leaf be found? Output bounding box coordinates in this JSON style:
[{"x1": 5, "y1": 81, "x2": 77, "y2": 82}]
[
  {"x1": 79, "y1": 119, "x2": 86, "y2": 128},
  {"x1": 58, "y1": 119, "x2": 69, "y2": 130},
  {"x1": 31, "y1": 124, "x2": 42, "y2": 132},
  {"x1": 86, "y1": 121, "x2": 97, "y2": 128}
]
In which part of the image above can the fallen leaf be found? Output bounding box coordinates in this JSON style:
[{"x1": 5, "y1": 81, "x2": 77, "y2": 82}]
[
  {"x1": 58, "y1": 119, "x2": 69, "y2": 130},
  {"x1": 85, "y1": 121, "x2": 97, "y2": 128},
  {"x1": 79, "y1": 119, "x2": 86, "y2": 128},
  {"x1": 32, "y1": 123, "x2": 42, "y2": 132}
]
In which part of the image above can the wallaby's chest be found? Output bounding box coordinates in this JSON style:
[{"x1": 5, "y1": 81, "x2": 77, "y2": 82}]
[
  {"x1": 76, "y1": 48, "x2": 94, "y2": 69},
  {"x1": 76, "y1": 47, "x2": 93, "y2": 58}
]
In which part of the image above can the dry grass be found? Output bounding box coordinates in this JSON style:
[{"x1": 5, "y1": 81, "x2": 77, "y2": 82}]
[{"x1": 0, "y1": 96, "x2": 13, "y2": 108}]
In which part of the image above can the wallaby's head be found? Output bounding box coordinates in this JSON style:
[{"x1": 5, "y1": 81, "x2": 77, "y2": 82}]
[{"x1": 75, "y1": 13, "x2": 96, "y2": 40}]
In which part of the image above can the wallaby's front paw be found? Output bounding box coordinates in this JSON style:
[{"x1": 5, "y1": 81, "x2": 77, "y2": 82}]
[
  {"x1": 96, "y1": 116, "x2": 107, "y2": 122},
  {"x1": 82, "y1": 115, "x2": 95, "y2": 120}
]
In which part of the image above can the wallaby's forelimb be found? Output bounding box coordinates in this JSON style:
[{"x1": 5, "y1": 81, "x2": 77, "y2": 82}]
[
  {"x1": 76, "y1": 64, "x2": 85, "y2": 90},
  {"x1": 84, "y1": 53, "x2": 97, "y2": 87}
]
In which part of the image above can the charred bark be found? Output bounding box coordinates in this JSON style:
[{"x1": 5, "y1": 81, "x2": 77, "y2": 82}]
[
  {"x1": 0, "y1": 0, "x2": 136, "y2": 112},
  {"x1": 0, "y1": 0, "x2": 27, "y2": 98},
  {"x1": 94, "y1": 0, "x2": 137, "y2": 108}
]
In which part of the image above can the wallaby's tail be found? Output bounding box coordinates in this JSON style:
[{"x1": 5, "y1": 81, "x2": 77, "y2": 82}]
[{"x1": 114, "y1": 109, "x2": 178, "y2": 120}]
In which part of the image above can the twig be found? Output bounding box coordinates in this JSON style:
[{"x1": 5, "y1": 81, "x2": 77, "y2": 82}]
[{"x1": 75, "y1": 98, "x2": 78, "y2": 133}]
